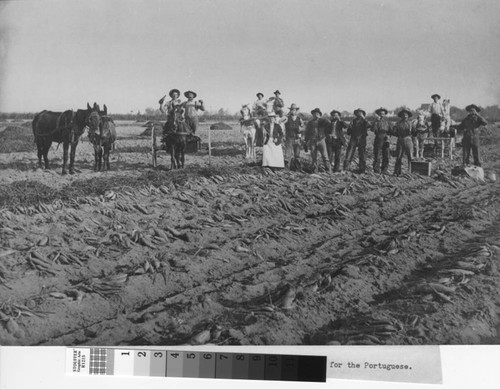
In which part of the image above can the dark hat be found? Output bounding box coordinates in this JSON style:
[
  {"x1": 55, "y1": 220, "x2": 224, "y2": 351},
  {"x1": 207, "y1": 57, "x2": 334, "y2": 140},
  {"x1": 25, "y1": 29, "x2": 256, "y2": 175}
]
[
  {"x1": 311, "y1": 108, "x2": 322, "y2": 116},
  {"x1": 256, "y1": 92, "x2": 264, "y2": 98},
  {"x1": 169, "y1": 89, "x2": 180, "y2": 98},
  {"x1": 397, "y1": 109, "x2": 413, "y2": 118},
  {"x1": 354, "y1": 108, "x2": 366, "y2": 117},
  {"x1": 330, "y1": 110, "x2": 341, "y2": 117},
  {"x1": 274, "y1": 90, "x2": 281, "y2": 95},
  {"x1": 184, "y1": 90, "x2": 197, "y2": 98},
  {"x1": 431, "y1": 94, "x2": 441, "y2": 100},
  {"x1": 465, "y1": 104, "x2": 481, "y2": 112},
  {"x1": 375, "y1": 107, "x2": 388, "y2": 116}
]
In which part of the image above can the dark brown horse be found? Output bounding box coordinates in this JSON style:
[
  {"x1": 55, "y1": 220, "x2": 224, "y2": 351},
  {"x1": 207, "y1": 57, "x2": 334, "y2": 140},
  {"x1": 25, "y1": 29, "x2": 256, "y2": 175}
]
[
  {"x1": 32, "y1": 105, "x2": 93, "y2": 174},
  {"x1": 162, "y1": 106, "x2": 189, "y2": 169},
  {"x1": 87, "y1": 103, "x2": 117, "y2": 171}
]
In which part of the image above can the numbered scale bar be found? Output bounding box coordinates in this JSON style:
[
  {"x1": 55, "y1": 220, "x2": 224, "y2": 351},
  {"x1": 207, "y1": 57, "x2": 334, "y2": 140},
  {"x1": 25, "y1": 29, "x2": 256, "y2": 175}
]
[{"x1": 67, "y1": 348, "x2": 326, "y2": 382}]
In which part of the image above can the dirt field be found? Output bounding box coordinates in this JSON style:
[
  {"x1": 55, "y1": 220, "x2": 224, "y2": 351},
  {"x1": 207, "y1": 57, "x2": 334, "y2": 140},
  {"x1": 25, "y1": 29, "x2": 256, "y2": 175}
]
[{"x1": 0, "y1": 120, "x2": 499, "y2": 346}]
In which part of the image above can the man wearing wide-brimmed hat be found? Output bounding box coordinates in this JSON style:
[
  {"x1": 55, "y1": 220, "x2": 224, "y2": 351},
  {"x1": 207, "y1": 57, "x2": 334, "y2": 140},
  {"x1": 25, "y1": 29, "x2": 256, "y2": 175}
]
[
  {"x1": 457, "y1": 104, "x2": 487, "y2": 166},
  {"x1": 428, "y1": 94, "x2": 444, "y2": 137},
  {"x1": 343, "y1": 108, "x2": 370, "y2": 174},
  {"x1": 159, "y1": 88, "x2": 182, "y2": 119},
  {"x1": 326, "y1": 110, "x2": 348, "y2": 172},
  {"x1": 284, "y1": 103, "x2": 304, "y2": 168},
  {"x1": 371, "y1": 108, "x2": 392, "y2": 174},
  {"x1": 392, "y1": 109, "x2": 414, "y2": 176},
  {"x1": 305, "y1": 108, "x2": 331, "y2": 173},
  {"x1": 182, "y1": 90, "x2": 205, "y2": 134},
  {"x1": 272, "y1": 90, "x2": 285, "y2": 115}
]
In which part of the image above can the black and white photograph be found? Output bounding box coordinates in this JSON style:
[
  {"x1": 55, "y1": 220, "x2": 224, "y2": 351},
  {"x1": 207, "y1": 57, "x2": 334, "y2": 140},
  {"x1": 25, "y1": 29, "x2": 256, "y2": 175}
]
[{"x1": 0, "y1": 0, "x2": 499, "y2": 351}]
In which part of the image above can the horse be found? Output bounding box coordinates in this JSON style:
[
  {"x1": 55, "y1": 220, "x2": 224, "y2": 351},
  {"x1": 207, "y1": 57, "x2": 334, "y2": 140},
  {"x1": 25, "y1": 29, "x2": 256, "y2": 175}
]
[
  {"x1": 162, "y1": 106, "x2": 189, "y2": 169},
  {"x1": 441, "y1": 99, "x2": 451, "y2": 135},
  {"x1": 239, "y1": 105, "x2": 257, "y2": 160},
  {"x1": 87, "y1": 103, "x2": 117, "y2": 171},
  {"x1": 32, "y1": 105, "x2": 93, "y2": 174}
]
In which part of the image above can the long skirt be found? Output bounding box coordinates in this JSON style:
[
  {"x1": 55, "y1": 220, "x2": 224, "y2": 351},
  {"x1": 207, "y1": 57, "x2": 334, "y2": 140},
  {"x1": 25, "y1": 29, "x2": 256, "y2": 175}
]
[{"x1": 262, "y1": 141, "x2": 285, "y2": 168}]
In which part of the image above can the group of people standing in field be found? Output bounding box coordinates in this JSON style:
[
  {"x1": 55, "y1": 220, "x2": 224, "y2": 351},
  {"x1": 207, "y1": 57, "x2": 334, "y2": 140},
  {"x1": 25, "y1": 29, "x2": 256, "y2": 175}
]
[
  {"x1": 245, "y1": 92, "x2": 488, "y2": 175},
  {"x1": 157, "y1": 88, "x2": 488, "y2": 174}
]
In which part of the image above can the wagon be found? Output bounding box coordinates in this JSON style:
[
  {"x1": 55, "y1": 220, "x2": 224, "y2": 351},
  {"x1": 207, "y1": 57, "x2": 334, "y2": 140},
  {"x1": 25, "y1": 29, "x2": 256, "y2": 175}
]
[{"x1": 151, "y1": 124, "x2": 201, "y2": 168}]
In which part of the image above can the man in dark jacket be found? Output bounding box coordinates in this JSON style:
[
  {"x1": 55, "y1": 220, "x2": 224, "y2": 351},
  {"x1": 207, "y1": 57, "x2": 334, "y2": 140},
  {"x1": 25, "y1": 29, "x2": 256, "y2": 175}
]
[
  {"x1": 392, "y1": 109, "x2": 414, "y2": 176},
  {"x1": 305, "y1": 108, "x2": 331, "y2": 173},
  {"x1": 371, "y1": 108, "x2": 392, "y2": 174},
  {"x1": 326, "y1": 110, "x2": 348, "y2": 172},
  {"x1": 343, "y1": 108, "x2": 370, "y2": 173},
  {"x1": 458, "y1": 104, "x2": 487, "y2": 166}
]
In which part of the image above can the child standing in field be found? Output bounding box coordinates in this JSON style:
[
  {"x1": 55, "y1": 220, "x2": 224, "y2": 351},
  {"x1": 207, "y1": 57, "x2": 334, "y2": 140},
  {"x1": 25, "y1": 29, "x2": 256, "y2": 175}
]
[
  {"x1": 182, "y1": 91, "x2": 205, "y2": 134},
  {"x1": 412, "y1": 113, "x2": 429, "y2": 159}
]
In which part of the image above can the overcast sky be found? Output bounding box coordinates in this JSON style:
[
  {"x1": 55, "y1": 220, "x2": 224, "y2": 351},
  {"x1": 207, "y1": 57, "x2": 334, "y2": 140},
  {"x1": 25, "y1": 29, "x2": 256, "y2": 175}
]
[{"x1": 0, "y1": 0, "x2": 499, "y2": 115}]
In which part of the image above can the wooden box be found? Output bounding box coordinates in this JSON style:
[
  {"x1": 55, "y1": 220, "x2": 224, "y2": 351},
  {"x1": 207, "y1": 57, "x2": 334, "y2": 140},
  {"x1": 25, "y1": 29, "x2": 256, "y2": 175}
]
[
  {"x1": 185, "y1": 136, "x2": 201, "y2": 153},
  {"x1": 410, "y1": 161, "x2": 432, "y2": 176}
]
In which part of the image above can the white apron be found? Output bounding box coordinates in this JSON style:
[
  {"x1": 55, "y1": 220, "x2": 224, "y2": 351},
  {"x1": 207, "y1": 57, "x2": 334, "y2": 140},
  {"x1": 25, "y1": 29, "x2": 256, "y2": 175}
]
[{"x1": 262, "y1": 139, "x2": 285, "y2": 168}]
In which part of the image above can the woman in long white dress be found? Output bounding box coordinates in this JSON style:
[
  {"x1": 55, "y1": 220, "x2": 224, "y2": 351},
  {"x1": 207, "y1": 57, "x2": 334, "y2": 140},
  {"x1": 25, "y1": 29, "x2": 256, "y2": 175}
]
[{"x1": 262, "y1": 113, "x2": 285, "y2": 169}]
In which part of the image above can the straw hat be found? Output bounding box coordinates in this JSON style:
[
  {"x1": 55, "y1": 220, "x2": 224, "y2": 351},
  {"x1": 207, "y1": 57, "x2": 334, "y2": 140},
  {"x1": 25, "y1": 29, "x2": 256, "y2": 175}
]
[
  {"x1": 397, "y1": 109, "x2": 413, "y2": 118},
  {"x1": 169, "y1": 89, "x2": 180, "y2": 98},
  {"x1": 184, "y1": 90, "x2": 197, "y2": 98}
]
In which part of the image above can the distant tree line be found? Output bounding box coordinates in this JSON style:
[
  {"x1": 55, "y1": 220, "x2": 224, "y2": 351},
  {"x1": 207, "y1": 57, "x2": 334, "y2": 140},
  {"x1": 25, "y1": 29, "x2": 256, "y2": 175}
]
[{"x1": 2, "y1": 105, "x2": 500, "y2": 122}]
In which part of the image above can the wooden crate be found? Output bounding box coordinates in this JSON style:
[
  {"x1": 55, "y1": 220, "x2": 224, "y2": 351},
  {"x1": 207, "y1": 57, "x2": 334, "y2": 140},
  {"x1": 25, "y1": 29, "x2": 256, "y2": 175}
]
[
  {"x1": 410, "y1": 161, "x2": 432, "y2": 176},
  {"x1": 185, "y1": 136, "x2": 201, "y2": 153}
]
